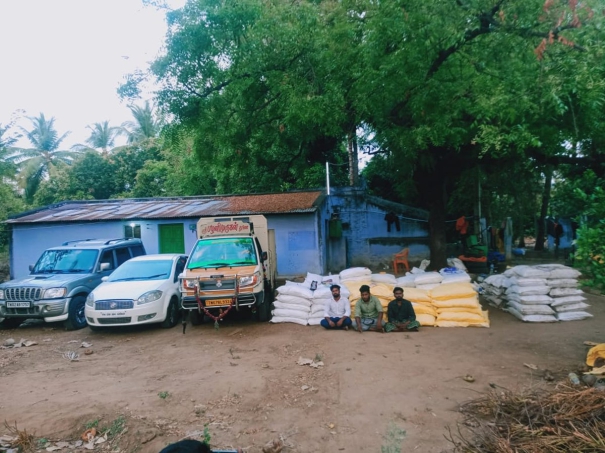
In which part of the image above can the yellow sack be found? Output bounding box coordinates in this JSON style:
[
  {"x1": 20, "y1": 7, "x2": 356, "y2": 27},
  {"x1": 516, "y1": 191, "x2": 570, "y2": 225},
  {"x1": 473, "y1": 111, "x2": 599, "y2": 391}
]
[
  {"x1": 432, "y1": 296, "x2": 480, "y2": 309},
  {"x1": 399, "y1": 287, "x2": 431, "y2": 303},
  {"x1": 436, "y1": 311, "x2": 485, "y2": 324},
  {"x1": 416, "y1": 313, "x2": 436, "y2": 326},
  {"x1": 343, "y1": 280, "x2": 371, "y2": 299},
  {"x1": 371, "y1": 283, "x2": 395, "y2": 298},
  {"x1": 412, "y1": 303, "x2": 437, "y2": 317},
  {"x1": 431, "y1": 282, "x2": 476, "y2": 301},
  {"x1": 435, "y1": 310, "x2": 489, "y2": 327},
  {"x1": 436, "y1": 306, "x2": 483, "y2": 316},
  {"x1": 586, "y1": 344, "x2": 605, "y2": 367}
]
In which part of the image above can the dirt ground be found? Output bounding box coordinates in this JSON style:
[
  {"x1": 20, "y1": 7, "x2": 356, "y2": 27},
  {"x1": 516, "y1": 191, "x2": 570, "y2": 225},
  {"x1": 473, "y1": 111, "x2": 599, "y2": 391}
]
[{"x1": 1, "y1": 293, "x2": 603, "y2": 453}]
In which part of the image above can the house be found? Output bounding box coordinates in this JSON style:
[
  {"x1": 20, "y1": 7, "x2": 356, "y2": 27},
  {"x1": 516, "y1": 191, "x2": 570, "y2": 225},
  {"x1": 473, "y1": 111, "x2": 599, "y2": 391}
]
[{"x1": 5, "y1": 189, "x2": 429, "y2": 279}]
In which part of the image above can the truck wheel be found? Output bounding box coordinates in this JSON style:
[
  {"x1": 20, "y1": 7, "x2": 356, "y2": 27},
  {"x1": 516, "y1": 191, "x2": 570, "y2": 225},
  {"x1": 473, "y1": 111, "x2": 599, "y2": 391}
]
[
  {"x1": 64, "y1": 296, "x2": 87, "y2": 331},
  {"x1": 161, "y1": 298, "x2": 180, "y2": 328},
  {"x1": 190, "y1": 309, "x2": 204, "y2": 326},
  {"x1": 257, "y1": 289, "x2": 274, "y2": 322},
  {"x1": 0, "y1": 318, "x2": 24, "y2": 329}
]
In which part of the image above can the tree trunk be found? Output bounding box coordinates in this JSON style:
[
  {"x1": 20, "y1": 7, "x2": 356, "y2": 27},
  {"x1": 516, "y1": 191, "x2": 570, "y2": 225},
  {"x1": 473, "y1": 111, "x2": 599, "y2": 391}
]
[
  {"x1": 426, "y1": 180, "x2": 448, "y2": 270},
  {"x1": 347, "y1": 130, "x2": 359, "y2": 186},
  {"x1": 534, "y1": 165, "x2": 553, "y2": 251}
]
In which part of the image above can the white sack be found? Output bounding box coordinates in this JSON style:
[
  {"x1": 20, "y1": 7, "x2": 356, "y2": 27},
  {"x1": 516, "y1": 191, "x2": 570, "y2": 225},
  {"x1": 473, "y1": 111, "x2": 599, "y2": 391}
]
[
  {"x1": 557, "y1": 311, "x2": 593, "y2": 321},
  {"x1": 273, "y1": 301, "x2": 312, "y2": 312},
  {"x1": 506, "y1": 285, "x2": 550, "y2": 296},
  {"x1": 307, "y1": 317, "x2": 325, "y2": 326},
  {"x1": 270, "y1": 316, "x2": 308, "y2": 326},
  {"x1": 512, "y1": 265, "x2": 551, "y2": 278},
  {"x1": 277, "y1": 284, "x2": 314, "y2": 299},
  {"x1": 339, "y1": 267, "x2": 372, "y2": 280},
  {"x1": 272, "y1": 309, "x2": 310, "y2": 319},
  {"x1": 371, "y1": 273, "x2": 397, "y2": 285},
  {"x1": 550, "y1": 287, "x2": 584, "y2": 297},
  {"x1": 506, "y1": 307, "x2": 558, "y2": 323},
  {"x1": 546, "y1": 278, "x2": 578, "y2": 288},
  {"x1": 509, "y1": 277, "x2": 547, "y2": 287},
  {"x1": 414, "y1": 271, "x2": 443, "y2": 285},
  {"x1": 549, "y1": 295, "x2": 587, "y2": 307},
  {"x1": 506, "y1": 294, "x2": 553, "y2": 305},
  {"x1": 507, "y1": 301, "x2": 555, "y2": 316},
  {"x1": 275, "y1": 294, "x2": 312, "y2": 307},
  {"x1": 396, "y1": 275, "x2": 416, "y2": 287},
  {"x1": 553, "y1": 302, "x2": 590, "y2": 313}
]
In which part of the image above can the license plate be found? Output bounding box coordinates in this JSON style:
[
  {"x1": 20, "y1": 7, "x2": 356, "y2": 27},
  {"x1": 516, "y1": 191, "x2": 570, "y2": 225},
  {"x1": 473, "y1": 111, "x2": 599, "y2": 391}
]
[
  {"x1": 7, "y1": 302, "x2": 31, "y2": 308},
  {"x1": 100, "y1": 312, "x2": 126, "y2": 317},
  {"x1": 206, "y1": 299, "x2": 232, "y2": 307}
]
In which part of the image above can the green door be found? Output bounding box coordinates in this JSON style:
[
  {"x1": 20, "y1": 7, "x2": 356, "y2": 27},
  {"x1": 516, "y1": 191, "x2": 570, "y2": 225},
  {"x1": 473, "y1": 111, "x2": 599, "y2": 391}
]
[{"x1": 159, "y1": 224, "x2": 185, "y2": 253}]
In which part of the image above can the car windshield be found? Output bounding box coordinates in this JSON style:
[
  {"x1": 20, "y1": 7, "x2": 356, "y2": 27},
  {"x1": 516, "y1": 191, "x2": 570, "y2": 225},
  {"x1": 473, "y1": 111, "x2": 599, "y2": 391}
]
[
  {"x1": 32, "y1": 249, "x2": 99, "y2": 274},
  {"x1": 187, "y1": 237, "x2": 257, "y2": 269},
  {"x1": 108, "y1": 259, "x2": 173, "y2": 282}
]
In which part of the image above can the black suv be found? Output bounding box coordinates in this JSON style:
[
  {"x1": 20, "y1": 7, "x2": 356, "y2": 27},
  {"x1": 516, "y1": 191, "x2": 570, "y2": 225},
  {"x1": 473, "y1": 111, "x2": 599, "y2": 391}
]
[{"x1": 0, "y1": 238, "x2": 146, "y2": 330}]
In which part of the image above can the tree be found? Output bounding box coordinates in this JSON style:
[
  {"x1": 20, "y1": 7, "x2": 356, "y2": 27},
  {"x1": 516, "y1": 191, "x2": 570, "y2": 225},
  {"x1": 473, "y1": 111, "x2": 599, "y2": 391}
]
[
  {"x1": 72, "y1": 121, "x2": 124, "y2": 156},
  {"x1": 13, "y1": 113, "x2": 78, "y2": 203},
  {"x1": 122, "y1": 101, "x2": 162, "y2": 144},
  {"x1": 137, "y1": 0, "x2": 605, "y2": 267}
]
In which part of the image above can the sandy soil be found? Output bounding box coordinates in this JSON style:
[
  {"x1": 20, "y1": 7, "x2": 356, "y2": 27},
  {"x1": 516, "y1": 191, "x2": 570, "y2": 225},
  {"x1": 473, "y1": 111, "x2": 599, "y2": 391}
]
[{"x1": 1, "y1": 294, "x2": 603, "y2": 453}]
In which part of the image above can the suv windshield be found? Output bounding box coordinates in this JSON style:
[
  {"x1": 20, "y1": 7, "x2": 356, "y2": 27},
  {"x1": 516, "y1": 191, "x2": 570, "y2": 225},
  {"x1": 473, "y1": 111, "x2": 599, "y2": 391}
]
[
  {"x1": 108, "y1": 259, "x2": 173, "y2": 282},
  {"x1": 187, "y1": 237, "x2": 257, "y2": 269},
  {"x1": 32, "y1": 249, "x2": 99, "y2": 274}
]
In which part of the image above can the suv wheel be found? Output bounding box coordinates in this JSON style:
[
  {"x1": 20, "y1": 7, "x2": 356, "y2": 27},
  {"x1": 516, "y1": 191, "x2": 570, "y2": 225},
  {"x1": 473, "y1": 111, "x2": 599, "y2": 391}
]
[
  {"x1": 64, "y1": 296, "x2": 88, "y2": 331},
  {"x1": 0, "y1": 318, "x2": 24, "y2": 329},
  {"x1": 190, "y1": 309, "x2": 205, "y2": 326},
  {"x1": 161, "y1": 298, "x2": 180, "y2": 329}
]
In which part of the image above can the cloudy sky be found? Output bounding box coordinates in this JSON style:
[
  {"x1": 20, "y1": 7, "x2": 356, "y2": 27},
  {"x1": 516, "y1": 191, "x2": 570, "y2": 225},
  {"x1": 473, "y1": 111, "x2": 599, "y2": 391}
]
[{"x1": 0, "y1": 0, "x2": 183, "y2": 149}]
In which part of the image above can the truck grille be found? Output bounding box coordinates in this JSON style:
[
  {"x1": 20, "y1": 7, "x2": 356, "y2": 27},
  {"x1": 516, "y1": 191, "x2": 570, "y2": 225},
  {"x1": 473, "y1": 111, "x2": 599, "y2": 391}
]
[
  {"x1": 97, "y1": 317, "x2": 132, "y2": 324},
  {"x1": 198, "y1": 277, "x2": 237, "y2": 291},
  {"x1": 182, "y1": 293, "x2": 257, "y2": 309},
  {"x1": 5, "y1": 287, "x2": 43, "y2": 301},
  {"x1": 95, "y1": 300, "x2": 134, "y2": 310}
]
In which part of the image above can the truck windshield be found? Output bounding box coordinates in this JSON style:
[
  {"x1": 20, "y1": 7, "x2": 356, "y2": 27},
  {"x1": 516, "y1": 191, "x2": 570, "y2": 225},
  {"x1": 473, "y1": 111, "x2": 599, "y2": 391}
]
[
  {"x1": 187, "y1": 237, "x2": 257, "y2": 269},
  {"x1": 32, "y1": 249, "x2": 99, "y2": 274}
]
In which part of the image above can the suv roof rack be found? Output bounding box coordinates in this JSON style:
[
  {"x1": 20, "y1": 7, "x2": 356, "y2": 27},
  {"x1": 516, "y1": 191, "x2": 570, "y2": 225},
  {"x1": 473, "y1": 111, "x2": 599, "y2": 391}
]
[
  {"x1": 61, "y1": 238, "x2": 96, "y2": 246},
  {"x1": 104, "y1": 238, "x2": 140, "y2": 245}
]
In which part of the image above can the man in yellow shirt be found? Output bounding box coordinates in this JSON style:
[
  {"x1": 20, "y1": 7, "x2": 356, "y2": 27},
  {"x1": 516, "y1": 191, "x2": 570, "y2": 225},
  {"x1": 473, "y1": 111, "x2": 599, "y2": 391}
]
[{"x1": 352, "y1": 285, "x2": 385, "y2": 333}]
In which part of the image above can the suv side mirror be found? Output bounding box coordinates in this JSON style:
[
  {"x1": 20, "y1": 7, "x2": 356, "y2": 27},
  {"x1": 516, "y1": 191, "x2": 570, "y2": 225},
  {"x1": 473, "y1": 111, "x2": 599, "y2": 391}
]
[
  {"x1": 29, "y1": 264, "x2": 34, "y2": 271},
  {"x1": 261, "y1": 251, "x2": 268, "y2": 261},
  {"x1": 99, "y1": 262, "x2": 111, "y2": 272}
]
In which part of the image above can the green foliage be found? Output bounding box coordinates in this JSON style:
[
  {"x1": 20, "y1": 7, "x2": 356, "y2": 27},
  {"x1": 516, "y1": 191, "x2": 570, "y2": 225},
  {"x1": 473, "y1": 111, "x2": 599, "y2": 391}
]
[
  {"x1": 381, "y1": 422, "x2": 406, "y2": 453},
  {"x1": 158, "y1": 391, "x2": 170, "y2": 399},
  {"x1": 105, "y1": 416, "x2": 126, "y2": 437},
  {"x1": 203, "y1": 424, "x2": 211, "y2": 445},
  {"x1": 84, "y1": 419, "x2": 99, "y2": 430}
]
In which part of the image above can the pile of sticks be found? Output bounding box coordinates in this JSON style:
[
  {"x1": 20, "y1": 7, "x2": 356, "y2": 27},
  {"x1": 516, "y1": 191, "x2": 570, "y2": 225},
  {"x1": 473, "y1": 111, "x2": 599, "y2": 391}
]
[{"x1": 448, "y1": 385, "x2": 605, "y2": 452}]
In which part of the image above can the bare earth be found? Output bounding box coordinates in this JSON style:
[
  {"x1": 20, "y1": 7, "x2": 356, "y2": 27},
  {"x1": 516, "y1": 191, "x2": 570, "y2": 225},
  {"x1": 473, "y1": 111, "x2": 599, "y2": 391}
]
[{"x1": 1, "y1": 294, "x2": 603, "y2": 453}]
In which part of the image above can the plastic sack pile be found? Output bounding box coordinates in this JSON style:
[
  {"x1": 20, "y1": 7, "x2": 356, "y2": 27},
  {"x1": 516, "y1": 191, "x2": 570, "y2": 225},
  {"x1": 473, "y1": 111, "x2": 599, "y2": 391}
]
[
  {"x1": 480, "y1": 264, "x2": 591, "y2": 322},
  {"x1": 271, "y1": 266, "x2": 489, "y2": 327}
]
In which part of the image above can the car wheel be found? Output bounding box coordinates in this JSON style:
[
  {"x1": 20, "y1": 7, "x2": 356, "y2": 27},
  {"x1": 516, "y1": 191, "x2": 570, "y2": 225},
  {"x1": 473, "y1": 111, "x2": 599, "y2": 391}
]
[
  {"x1": 190, "y1": 309, "x2": 204, "y2": 326},
  {"x1": 161, "y1": 298, "x2": 180, "y2": 329},
  {"x1": 64, "y1": 296, "x2": 87, "y2": 331},
  {"x1": 0, "y1": 317, "x2": 24, "y2": 329}
]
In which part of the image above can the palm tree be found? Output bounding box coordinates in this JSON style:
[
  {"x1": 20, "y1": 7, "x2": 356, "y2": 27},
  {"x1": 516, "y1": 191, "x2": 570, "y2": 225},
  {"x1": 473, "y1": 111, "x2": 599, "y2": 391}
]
[
  {"x1": 72, "y1": 121, "x2": 124, "y2": 156},
  {"x1": 0, "y1": 123, "x2": 19, "y2": 179},
  {"x1": 121, "y1": 101, "x2": 162, "y2": 143},
  {"x1": 13, "y1": 113, "x2": 78, "y2": 202}
]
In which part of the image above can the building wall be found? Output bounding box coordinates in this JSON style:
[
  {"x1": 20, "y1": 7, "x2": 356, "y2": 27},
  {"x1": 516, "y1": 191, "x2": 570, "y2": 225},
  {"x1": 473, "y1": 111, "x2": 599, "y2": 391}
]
[{"x1": 323, "y1": 190, "x2": 430, "y2": 271}]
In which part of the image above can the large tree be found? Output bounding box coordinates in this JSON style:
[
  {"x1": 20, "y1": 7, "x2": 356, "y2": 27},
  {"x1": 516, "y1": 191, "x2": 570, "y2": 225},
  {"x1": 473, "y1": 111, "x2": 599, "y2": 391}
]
[
  {"x1": 72, "y1": 121, "x2": 124, "y2": 156},
  {"x1": 136, "y1": 0, "x2": 605, "y2": 267}
]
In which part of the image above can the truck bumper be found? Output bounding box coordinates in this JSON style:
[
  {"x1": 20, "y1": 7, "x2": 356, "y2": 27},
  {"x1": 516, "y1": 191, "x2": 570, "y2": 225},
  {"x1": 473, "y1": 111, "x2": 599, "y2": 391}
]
[{"x1": 181, "y1": 291, "x2": 263, "y2": 310}]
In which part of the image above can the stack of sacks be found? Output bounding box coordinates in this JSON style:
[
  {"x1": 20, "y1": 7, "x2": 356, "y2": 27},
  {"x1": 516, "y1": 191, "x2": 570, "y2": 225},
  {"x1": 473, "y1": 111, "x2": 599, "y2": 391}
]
[
  {"x1": 431, "y1": 282, "x2": 489, "y2": 327},
  {"x1": 413, "y1": 271, "x2": 443, "y2": 291},
  {"x1": 541, "y1": 264, "x2": 592, "y2": 321},
  {"x1": 401, "y1": 287, "x2": 437, "y2": 326},
  {"x1": 502, "y1": 265, "x2": 557, "y2": 322},
  {"x1": 271, "y1": 282, "x2": 312, "y2": 325},
  {"x1": 308, "y1": 274, "x2": 351, "y2": 325},
  {"x1": 371, "y1": 273, "x2": 397, "y2": 286},
  {"x1": 340, "y1": 267, "x2": 372, "y2": 304},
  {"x1": 396, "y1": 274, "x2": 416, "y2": 287},
  {"x1": 481, "y1": 274, "x2": 511, "y2": 308}
]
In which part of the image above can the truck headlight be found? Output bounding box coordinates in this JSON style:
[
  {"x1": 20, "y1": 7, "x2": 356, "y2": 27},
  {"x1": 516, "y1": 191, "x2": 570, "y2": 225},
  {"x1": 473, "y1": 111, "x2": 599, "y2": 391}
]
[
  {"x1": 182, "y1": 279, "x2": 198, "y2": 289},
  {"x1": 86, "y1": 293, "x2": 95, "y2": 307},
  {"x1": 137, "y1": 290, "x2": 162, "y2": 305},
  {"x1": 43, "y1": 287, "x2": 67, "y2": 299},
  {"x1": 239, "y1": 272, "x2": 260, "y2": 288}
]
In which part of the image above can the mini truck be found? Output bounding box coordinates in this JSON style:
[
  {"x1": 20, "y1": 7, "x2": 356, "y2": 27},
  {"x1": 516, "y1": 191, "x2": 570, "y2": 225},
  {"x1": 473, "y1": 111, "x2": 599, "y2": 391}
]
[{"x1": 180, "y1": 215, "x2": 275, "y2": 325}]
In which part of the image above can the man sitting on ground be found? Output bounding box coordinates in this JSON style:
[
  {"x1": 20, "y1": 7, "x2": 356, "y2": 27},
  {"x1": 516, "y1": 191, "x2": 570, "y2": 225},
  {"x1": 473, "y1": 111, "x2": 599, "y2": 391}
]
[
  {"x1": 352, "y1": 285, "x2": 385, "y2": 333},
  {"x1": 384, "y1": 287, "x2": 420, "y2": 332},
  {"x1": 320, "y1": 284, "x2": 352, "y2": 330}
]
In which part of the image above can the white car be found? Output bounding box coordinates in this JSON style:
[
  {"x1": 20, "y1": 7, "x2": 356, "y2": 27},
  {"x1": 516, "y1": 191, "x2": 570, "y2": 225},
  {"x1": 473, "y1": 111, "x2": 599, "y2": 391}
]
[{"x1": 85, "y1": 254, "x2": 188, "y2": 330}]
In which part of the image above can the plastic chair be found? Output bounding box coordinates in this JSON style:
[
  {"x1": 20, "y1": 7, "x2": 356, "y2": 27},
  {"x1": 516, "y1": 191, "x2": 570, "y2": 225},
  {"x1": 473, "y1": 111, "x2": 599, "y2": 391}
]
[{"x1": 393, "y1": 248, "x2": 410, "y2": 274}]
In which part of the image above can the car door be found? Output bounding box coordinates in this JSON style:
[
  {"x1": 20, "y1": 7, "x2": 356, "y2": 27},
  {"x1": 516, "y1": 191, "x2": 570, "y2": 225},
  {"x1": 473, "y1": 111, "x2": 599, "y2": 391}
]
[{"x1": 173, "y1": 256, "x2": 187, "y2": 299}]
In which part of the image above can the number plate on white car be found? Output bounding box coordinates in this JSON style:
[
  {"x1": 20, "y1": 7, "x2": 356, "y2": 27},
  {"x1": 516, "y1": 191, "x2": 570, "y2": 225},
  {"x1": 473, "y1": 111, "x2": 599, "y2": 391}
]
[{"x1": 7, "y1": 302, "x2": 31, "y2": 308}]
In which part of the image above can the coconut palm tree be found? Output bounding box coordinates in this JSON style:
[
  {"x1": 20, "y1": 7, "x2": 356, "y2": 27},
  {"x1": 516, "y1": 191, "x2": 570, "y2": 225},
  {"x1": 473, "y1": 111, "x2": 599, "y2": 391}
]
[
  {"x1": 121, "y1": 101, "x2": 162, "y2": 143},
  {"x1": 0, "y1": 123, "x2": 19, "y2": 179},
  {"x1": 13, "y1": 113, "x2": 78, "y2": 202},
  {"x1": 72, "y1": 121, "x2": 125, "y2": 156}
]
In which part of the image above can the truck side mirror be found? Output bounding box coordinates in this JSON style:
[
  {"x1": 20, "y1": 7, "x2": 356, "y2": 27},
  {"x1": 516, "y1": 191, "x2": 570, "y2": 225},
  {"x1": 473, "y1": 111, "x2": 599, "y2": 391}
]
[
  {"x1": 99, "y1": 262, "x2": 111, "y2": 272},
  {"x1": 29, "y1": 264, "x2": 34, "y2": 271},
  {"x1": 261, "y1": 251, "x2": 268, "y2": 261}
]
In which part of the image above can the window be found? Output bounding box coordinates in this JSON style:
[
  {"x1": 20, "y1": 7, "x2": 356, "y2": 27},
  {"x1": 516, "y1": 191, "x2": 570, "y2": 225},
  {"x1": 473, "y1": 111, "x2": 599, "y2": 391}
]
[
  {"x1": 115, "y1": 247, "x2": 132, "y2": 266},
  {"x1": 130, "y1": 245, "x2": 145, "y2": 257},
  {"x1": 174, "y1": 257, "x2": 187, "y2": 282},
  {"x1": 124, "y1": 224, "x2": 141, "y2": 238}
]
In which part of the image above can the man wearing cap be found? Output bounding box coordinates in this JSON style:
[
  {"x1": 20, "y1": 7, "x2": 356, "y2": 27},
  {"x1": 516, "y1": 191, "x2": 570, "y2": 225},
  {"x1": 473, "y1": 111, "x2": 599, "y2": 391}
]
[
  {"x1": 320, "y1": 284, "x2": 352, "y2": 330},
  {"x1": 352, "y1": 285, "x2": 385, "y2": 333},
  {"x1": 384, "y1": 286, "x2": 420, "y2": 332}
]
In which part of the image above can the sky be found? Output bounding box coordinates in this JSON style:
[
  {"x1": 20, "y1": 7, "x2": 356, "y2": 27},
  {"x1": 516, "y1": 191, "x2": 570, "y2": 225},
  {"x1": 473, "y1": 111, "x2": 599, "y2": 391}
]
[{"x1": 0, "y1": 0, "x2": 184, "y2": 149}]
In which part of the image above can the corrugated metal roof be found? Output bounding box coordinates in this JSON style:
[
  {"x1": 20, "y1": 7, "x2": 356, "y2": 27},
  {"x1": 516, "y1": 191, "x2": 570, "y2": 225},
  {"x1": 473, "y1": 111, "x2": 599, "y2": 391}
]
[{"x1": 7, "y1": 191, "x2": 324, "y2": 224}]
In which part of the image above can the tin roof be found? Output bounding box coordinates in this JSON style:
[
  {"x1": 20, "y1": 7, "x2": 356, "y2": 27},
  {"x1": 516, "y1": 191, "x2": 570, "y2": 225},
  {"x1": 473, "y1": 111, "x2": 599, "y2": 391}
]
[{"x1": 7, "y1": 191, "x2": 325, "y2": 224}]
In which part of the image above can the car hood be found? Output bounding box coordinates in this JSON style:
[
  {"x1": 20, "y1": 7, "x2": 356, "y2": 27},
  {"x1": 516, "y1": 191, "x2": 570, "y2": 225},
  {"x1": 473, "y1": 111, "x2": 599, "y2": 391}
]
[
  {"x1": 92, "y1": 280, "x2": 168, "y2": 301},
  {"x1": 0, "y1": 273, "x2": 95, "y2": 288}
]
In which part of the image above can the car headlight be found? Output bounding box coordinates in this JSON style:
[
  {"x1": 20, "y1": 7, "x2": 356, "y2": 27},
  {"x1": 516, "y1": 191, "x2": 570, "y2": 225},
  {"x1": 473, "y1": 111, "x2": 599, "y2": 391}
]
[
  {"x1": 86, "y1": 293, "x2": 95, "y2": 307},
  {"x1": 43, "y1": 287, "x2": 67, "y2": 299},
  {"x1": 239, "y1": 272, "x2": 260, "y2": 288},
  {"x1": 0, "y1": 289, "x2": 4, "y2": 300},
  {"x1": 137, "y1": 290, "x2": 163, "y2": 305}
]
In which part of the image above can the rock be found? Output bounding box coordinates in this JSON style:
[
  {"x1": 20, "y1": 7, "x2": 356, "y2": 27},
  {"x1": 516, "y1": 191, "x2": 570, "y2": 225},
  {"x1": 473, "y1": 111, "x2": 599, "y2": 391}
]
[
  {"x1": 582, "y1": 374, "x2": 597, "y2": 386},
  {"x1": 3, "y1": 338, "x2": 15, "y2": 347}
]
